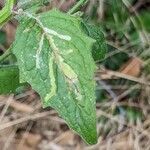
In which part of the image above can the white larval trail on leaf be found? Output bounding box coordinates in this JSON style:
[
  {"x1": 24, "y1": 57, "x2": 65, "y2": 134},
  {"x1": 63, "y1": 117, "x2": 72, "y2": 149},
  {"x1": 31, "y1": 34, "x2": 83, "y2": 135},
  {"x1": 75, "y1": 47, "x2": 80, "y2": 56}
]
[
  {"x1": 23, "y1": 11, "x2": 71, "y2": 41},
  {"x1": 36, "y1": 33, "x2": 45, "y2": 69},
  {"x1": 44, "y1": 27, "x2": 71, "y2": 41},
  {"x1": 45, "y1": 53, "x2": 57, "y2": 102}
]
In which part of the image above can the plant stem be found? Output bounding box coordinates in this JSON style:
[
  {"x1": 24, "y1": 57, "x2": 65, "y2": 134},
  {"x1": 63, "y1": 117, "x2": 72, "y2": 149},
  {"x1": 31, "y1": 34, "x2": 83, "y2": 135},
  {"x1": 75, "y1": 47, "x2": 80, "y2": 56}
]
[
  {"x1": 0, "y1": 49, "x2": 12, "y2": 63},
  {"x1": 0, "y1": 0, "x2": 16, "y2": 28},
  {"x1": 68, "y1": 0, "x2": 88, "y2": 14}
]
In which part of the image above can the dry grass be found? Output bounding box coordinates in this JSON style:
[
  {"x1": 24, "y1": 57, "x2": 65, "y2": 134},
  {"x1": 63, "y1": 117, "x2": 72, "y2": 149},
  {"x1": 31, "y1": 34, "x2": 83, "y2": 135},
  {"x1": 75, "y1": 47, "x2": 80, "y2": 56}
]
[{"x1": 0, "y1": 85, "x2": 149, "y2": 150}]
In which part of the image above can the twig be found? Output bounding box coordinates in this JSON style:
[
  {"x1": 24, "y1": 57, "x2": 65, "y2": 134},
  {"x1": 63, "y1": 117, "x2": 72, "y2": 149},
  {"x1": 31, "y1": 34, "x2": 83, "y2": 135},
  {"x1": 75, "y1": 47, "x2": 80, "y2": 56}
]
[
  {"x1": 122, "y1": 0, "x2": 149, "y2": 46},
  {"x1": 97, "y1": 0, "x2": 104, "y2": 20},
  {"x1": 17, "y1": 122, "x2": 34, "y2": 149},
  {"x1": 0, "y1": 95, "x2": 13, "y2": 123},
  {"x1": 114, "y1": 84, "x2": 140, "y2": 102},
  {"x1": 10, "y1": 100, "x2": 34, "y2": 113},
  {"x1": 97, "y1": 80, "x2": 125, "y2": 116},
  {"x1": 3, "y1": 128, "x2": 17, "y2": 150},
  {"x1": 0, "y1": 111, "x2": 63, "y2": 131},
  {"x1": 97, "y1": 110, "x2": 150, "y2": 139},
  {"x1": 96, "y1": 69, "x2": 150, "y2": 86},
  {"x1": 129, "y1": 1, "x2": 143, "y2": 13},
  {"x1": 97, "y1": 101, "x2": 150, "y2": 111}
]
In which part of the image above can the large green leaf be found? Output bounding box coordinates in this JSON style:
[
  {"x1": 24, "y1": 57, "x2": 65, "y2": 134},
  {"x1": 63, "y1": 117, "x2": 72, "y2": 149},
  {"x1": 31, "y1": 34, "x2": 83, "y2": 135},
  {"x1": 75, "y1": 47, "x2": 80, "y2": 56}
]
[{"x1": 12, "y1": 9, "x2": 97, "y2": 144}]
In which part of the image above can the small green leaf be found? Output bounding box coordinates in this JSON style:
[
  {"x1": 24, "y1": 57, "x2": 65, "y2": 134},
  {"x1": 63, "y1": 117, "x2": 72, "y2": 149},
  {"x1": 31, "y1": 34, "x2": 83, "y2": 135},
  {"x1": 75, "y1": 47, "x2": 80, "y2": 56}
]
[
  {"x1": 0, "y1": 65, "x2": 19, "y2": 94},
  {"x1": 81, "y1": 22, "x2": 107, "y2": 61},
  {"x1": 12, "y1": 9, "x2": 97, "y2": 144}
]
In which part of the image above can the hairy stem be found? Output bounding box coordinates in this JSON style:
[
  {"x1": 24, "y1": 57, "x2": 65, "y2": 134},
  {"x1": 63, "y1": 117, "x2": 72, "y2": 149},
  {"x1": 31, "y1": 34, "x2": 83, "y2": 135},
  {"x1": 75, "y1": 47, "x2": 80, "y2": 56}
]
[
  {"x1": 68, "y1": 0, "x2": 88, "y2": 14},
  {"x1": 0, "y1": 0, "x2": 16, "y2": 28}
]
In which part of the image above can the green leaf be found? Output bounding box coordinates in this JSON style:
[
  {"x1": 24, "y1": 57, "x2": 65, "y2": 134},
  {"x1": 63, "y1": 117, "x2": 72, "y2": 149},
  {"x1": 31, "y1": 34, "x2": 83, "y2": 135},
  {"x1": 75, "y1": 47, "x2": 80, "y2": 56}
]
[
  {"x1": 81, "y1": 22, "x2": 107, "y2": 61},
  {"x1": 0, "y1": 65, "x2": 19, "y2": 94},
  {"x1": 12, "y1": 9, "x2": 97, "y2": 144}
]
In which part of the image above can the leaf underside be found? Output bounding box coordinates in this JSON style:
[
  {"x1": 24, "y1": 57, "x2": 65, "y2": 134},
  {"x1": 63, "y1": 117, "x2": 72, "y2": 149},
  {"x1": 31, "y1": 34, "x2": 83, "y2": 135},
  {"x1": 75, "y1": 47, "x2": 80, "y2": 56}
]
[{"x1": 12, "y1": 9, "x2": 97, "y2": 144}]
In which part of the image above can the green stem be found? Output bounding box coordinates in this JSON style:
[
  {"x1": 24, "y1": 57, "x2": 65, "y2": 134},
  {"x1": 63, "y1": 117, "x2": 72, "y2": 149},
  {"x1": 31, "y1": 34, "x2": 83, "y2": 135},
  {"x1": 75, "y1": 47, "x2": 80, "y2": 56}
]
[
  {"x1": 68, "y1": 0, "x2": 88, "y2": 14},
  {"x1": 0, "y1": 0, "x2": 16, "y2": 28},
  {"x1": 0, "y1": 49, "x2": 12, "y2": 63}
]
